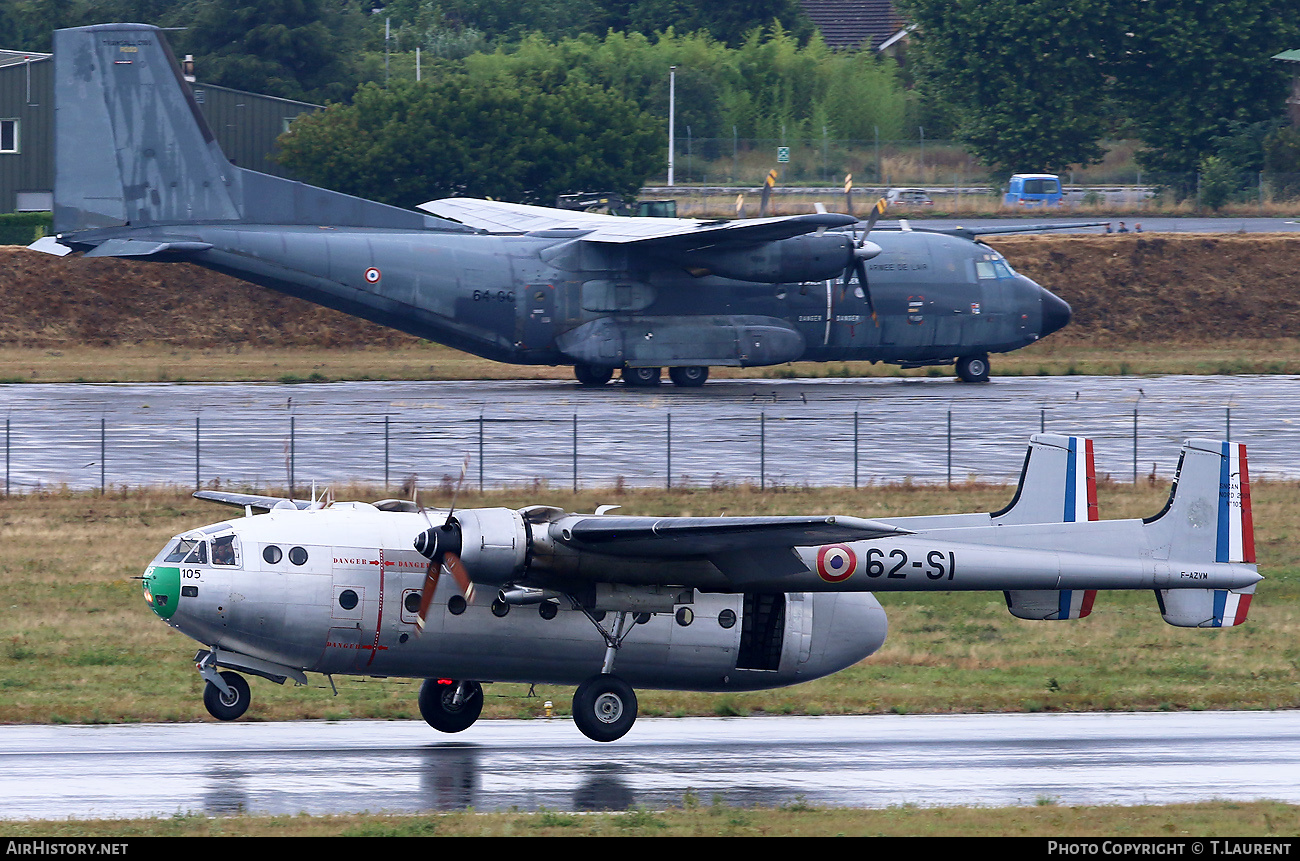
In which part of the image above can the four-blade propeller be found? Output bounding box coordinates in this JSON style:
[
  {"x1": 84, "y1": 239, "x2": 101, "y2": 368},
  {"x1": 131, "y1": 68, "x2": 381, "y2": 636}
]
[{"x1": 842, "y1": 197, "x2": 887, "y2": 323}]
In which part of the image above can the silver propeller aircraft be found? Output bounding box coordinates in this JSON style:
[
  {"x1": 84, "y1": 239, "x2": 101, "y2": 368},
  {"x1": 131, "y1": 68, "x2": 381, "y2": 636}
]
[
  {"x1": 141, "y1": 434, "x2": 1259, "y2": 741},
  {"x1": 33, "y1": 23, "x2": 1082, "y2": 387}
]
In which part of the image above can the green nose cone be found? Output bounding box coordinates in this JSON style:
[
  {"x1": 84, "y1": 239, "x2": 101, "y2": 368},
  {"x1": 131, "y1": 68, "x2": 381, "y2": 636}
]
[{"x1": 142, "y1": 565, "x2": 180, "y2": 620}]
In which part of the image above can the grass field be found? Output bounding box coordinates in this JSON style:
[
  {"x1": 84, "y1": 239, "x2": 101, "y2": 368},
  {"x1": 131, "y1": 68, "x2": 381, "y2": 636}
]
[{"x1": 3, "y1": 337, "x2": 1300, "y2": 384}]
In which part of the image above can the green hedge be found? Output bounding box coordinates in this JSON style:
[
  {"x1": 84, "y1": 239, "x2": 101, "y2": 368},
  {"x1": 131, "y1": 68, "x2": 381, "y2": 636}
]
[{"x1": 0, "y1": 212, "x2": 53, "y2": 246}]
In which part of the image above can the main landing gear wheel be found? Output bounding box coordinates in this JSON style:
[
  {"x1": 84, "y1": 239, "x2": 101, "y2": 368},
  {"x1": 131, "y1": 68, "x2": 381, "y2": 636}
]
[
  {"x1": 574, "y1": 364, "x2": 614, "y2": 387},
  {"x1": 955, "y1": 354, "x2": 991, "y2": 383},
  {"x1": 668, "y1": 366, "x2": 709, "y2": 387},
  {"x1": 418, "y1": 678, "x2": 484, "y2": 733},
  {"x1": 622, "y1": 366, "x2": 661, "y2": 387},
  {"x1": 572, "y1": 674, "x2": 638, "y2": 742},
  {"x1": 202, "y1": 670, "x2": 251, "y2": 721}
]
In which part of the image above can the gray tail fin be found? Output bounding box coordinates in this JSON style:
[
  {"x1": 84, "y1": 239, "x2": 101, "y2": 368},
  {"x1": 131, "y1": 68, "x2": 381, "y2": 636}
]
[
  {"x1": 54, "y1": 24, "x2": 240, "y2": 231},
  {"x1": 53, "y1": 24, "x2": 454, "y2": 234},
  {"x1": 1146, "y1": 439, "x2": 1256, "y2": 628},
  {"x1": 997, "y1": 434, "x2": 1098, "y2": 620}
]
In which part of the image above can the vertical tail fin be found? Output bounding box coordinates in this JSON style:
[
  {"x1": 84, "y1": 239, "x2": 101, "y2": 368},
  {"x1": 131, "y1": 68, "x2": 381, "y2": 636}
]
[
  {"x1": 1148, "y1": 440, "x2": 1257, "y2": 628},
  {"x1": 52, "y1": 24, "x2": 450, "y2": 236},
  {"x1": 53, "y1": 24, "x2": 241, "y2": 231},
  {"x1": 1001, "y1": 433, "x2": 1098, "y2": 620}
]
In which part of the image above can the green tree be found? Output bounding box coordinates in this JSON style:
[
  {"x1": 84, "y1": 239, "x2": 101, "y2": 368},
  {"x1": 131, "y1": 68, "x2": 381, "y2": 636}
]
[
  {"x1": 899, "y1": 0, "x2": 1115, "y2": 176},
  {"x1": 276, "y1": 75, "x2": 663, "y2": 206},
  {"x1": 1109, "y1": 0, "x2": 1300, "y2": 176},
  {"x1": 174, "y1": 0, "x2": 367, "y2": 104}
]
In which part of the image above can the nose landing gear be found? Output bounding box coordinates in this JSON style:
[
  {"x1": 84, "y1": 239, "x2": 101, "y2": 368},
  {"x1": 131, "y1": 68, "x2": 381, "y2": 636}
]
[{"x1": 201, "y1": 669, "x2": 250, "y2": 721}]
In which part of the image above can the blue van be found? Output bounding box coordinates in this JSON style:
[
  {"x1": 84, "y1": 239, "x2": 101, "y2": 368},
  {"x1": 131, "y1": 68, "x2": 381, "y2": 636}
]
[{"x1": 1004, "y1": 174, "x2": 1062, "y2": 207}]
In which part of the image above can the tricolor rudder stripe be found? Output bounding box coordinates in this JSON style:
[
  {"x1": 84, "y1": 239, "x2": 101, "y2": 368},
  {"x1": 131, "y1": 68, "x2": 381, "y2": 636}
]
[
  {"x1": 1057, "y1": 589, "x2": 1096, "y2": 619},
  {"x1": 1217, "y1": 441, "x2": 1255, "y2": 564},
  {"x1": 1063, "y1": 436, "x2": 1098, "y2": 523},
  {"x1": 1212, "y1": 589, "x2": 1253, "y2": 627}
]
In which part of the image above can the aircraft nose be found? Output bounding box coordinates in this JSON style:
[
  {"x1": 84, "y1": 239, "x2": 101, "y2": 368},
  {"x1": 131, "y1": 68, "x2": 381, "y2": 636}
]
[
  {"x1": 1040, "y1": 288, "x2": 1071, "y2": 337},
  {"x1": 141, "y1": 564, "x2": 180, "y2": 621}
]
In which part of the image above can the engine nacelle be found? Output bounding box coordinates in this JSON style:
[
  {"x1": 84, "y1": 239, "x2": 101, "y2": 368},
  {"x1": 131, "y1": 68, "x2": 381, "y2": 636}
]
[
  {"x1": 670, "y1": 233, "x2": 854, "y2": 283},
  {"x1": 451, "y1": 508, "x2": 528, "y2": 585}
]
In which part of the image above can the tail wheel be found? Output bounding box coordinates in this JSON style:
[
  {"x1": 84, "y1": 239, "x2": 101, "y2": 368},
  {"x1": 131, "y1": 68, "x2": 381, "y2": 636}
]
[
  {"x1": 202, "y1": 671, "x2": 251, "y2": 721},
  {"x1": 622, "y1": 366, "x2": 661, "y2": 387},
  {"x1": 572, "y1": 674, "x2": 638, "y2": 742},
  {"x1": 668, "y1": 366, "x2": 709, "y2": 387},
  {"x1": 418, "y1": 679, "x2": 483, "y2": 733},
  {"x1": 956, "y1": 354, "x2": 990, "y2": 383}
]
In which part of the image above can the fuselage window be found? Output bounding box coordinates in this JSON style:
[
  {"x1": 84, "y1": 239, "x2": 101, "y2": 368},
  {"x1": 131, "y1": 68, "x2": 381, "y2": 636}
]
[
  {"x1": 339, "y1": 589, "x2": 359, "y2": 610},
  {"x1": 289, "y1": 546, "x2": 308, "y2": 566},
  {"x1": 263, "y1": 545, "x2": 283, "y2": 564},
  {"x1": 718, "y1": 608, "x2": 737, "y2": 629}
]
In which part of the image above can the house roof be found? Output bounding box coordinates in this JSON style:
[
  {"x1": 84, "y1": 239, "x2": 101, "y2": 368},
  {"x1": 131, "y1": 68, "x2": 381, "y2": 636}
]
[{"x1": 801, "y1": 0, "x2": 907, "y2": 51}]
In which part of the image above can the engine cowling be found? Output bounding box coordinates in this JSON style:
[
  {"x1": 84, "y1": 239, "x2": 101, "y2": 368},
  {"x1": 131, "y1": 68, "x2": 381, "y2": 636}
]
[{"x1": 447, "y1": 508, "x2": 528, "y2": 585}]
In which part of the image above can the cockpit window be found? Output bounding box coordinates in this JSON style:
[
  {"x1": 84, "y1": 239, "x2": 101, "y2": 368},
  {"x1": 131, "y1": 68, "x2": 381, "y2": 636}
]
[
  {"x1": 164, "y1": 537, "x2": 207, "y2": 564},
  {"x1": 212, "y1": 535, "x2": 239, "y2": 567}
]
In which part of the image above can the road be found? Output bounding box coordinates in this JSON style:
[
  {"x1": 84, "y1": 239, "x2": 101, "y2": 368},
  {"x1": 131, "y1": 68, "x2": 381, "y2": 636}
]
[{"x1": 1, "y1": 712, "x2": 1297, "y2": 819}]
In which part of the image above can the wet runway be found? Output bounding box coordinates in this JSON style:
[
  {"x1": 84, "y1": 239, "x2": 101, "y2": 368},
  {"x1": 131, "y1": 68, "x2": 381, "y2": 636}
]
[
  {"x1": 2, "y1": 712, "x2": 1298, "y2": 820},
  {"x1": 1, "y1": 375, "x2": 1296, "y2": 493}
]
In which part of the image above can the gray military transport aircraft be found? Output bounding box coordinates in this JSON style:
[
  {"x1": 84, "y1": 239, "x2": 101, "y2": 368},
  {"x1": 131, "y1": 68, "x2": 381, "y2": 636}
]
[
  {"x1": 32, "y1": 23, "x2": 1082, "y2": 386},
  {"x1": 141, "y1": 434, "x2": 1258, "y2": 741}
]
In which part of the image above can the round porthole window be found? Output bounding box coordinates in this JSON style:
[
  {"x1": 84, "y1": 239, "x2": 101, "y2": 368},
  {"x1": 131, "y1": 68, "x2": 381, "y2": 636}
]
[
  {"x1": 718, "y1": 609, "x2": 737, "y2": 629},
  {"x1": 288, "y1": 546, "x2": 308, "y2": 566},
  {"x1": 675, "y1": 607, "x2": 694, "y2": 627},
  {"x1": 338, "y1": 589, "x2": 359, "y2": 610},
  {"x1": 405, "y1": 592, "x2": 422, "y2": 613},
  {"x1": 262, "y1": 545, "x2": 282, "y2": 564},
  {"x1": 448, "y1": 595, "x2": 467, "y2": 615}
]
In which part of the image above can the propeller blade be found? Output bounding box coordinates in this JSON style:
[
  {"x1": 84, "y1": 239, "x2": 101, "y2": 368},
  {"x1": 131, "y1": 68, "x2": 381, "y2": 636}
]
[
  {"x1": 443, "y1": 551, "x2": 475, "y2": 603},
  {"x1": 445, "y1": 454, "x2": 470, "y2": 525},
  {"x1": 863, "y1": 197, "x2": 888, "y2": 234},
  {"x1": 415, "y1": 558, "x2": 441, "y2": 632},
  {"x1": 857, "y1": 258, "x2": 878, "y2": 325}
]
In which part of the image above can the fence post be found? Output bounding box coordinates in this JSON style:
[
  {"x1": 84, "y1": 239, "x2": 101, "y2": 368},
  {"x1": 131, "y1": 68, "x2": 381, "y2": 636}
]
[
  {"x1": 853, "y1": 410, "x2": 859, "y2": 489},
  {"x1": 290, "y1": 416, "x2": 296, "y2": 498},
  {"x1": 5, "y1": 418, "x2": 9, "y2": 497},
  {"x1": 666, "y1": 412, "x2": 672, "y2": 490},
  {"x1": 478, "y1": 412, "x2": 485, "y2": 491},
  {"x1": 759, "y1": 412, "x2": 766, "y2": 491},
  {"x1": 1132, "y1": 408, "x2": 1138, "y2": 483},
  {"x1": 100, "y1": 417, "x2": 106, "y2": 495},
  {"x1": 1226, "y1": 407, "x2": 1231, "y2": 441},
  {"x1": 384, "y1": 416, "x2": 390, "y2": 490},
  {"x1": 946, "y1": 409, "x2": 952, "y2": 488},
  {"x1": 195, "y1": 416, "x2": 200, "y2": 491}
]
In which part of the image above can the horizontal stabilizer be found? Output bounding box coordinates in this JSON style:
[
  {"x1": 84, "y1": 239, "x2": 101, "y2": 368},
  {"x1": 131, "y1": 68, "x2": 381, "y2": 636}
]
[
  {"x1": 1156, "y1": 586, "x2": 1254, "y2": 628},
  {"x1": 82, "y1": 238, "x2": 213, "y2": 258},
  {"x1": 1005, "y1": 589, "x2": 1095, "y2": 620}
]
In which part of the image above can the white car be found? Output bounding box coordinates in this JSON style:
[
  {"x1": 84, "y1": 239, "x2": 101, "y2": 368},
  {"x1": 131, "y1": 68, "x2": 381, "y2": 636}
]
[{"x1": 886, "y1": 188, "x2": 934, "y2": 206}]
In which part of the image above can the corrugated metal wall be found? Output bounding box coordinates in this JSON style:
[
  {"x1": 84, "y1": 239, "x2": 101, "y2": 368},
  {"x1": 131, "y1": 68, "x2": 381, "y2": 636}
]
[{"x1": 0, "y1": 59, "x2": 320, "y2": 214}]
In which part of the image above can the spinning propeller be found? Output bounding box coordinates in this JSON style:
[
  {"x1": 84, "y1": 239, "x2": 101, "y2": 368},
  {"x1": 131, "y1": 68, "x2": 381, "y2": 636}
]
[
  {"x1": 842, "y1": 197, "x2": 888, "y2": 323},
  {"x1": 412, "y1": 456, "x2": 475, "y2": 632}
]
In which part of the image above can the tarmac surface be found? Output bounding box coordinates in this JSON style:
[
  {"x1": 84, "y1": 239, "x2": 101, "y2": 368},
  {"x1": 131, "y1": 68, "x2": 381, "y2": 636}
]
[
  {"x1": 2, "y1": 374, "x2": 1295, "y2": 493},
  {"x1": 1, "y1": 711, "x2": 1297, "y2": 819}
]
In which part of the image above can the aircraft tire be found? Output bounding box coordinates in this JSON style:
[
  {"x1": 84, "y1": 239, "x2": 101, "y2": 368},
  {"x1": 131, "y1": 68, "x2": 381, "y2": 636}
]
[
  {"x1": 418, "y1": 678, "x2": 483, "y2": 733},
  {"x1": 621, "y1": 367, "x2": 661, "y2": 387},
  {"x1": 668, "y1": 366, "x2": 709, "y2": 387},
  {"x1": 572, "y1": 674, "x2": 638, "y2": 742},
  {"x1": 574, "y1": 364, "x2": 614, "y2": 387},
  {"x1": 956, "y1": 354, "x2": 991, "y2": 383},
  {"x1": 202, "y1": 671, "x2": 251, "y2": 721}
]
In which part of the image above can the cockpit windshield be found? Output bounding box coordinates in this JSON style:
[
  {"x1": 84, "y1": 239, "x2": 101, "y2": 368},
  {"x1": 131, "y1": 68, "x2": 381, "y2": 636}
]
[{"x1": 162, "y1": 536, "x2": 207, "y2": 564}]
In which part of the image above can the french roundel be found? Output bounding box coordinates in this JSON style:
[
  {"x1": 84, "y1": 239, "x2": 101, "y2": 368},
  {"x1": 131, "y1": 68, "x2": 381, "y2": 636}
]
[
  {"x1": 817, "y1": 544, "x2": 856, "y2": 583},
  {"x1": 364, "y1": 267, "x2": 381, "y2": 283}
]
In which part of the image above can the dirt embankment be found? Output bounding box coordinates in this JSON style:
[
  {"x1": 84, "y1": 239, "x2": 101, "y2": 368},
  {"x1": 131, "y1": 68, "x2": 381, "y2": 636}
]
[{"x1": 1, "y1": 234, "x2": 1298, "y2": 348}]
